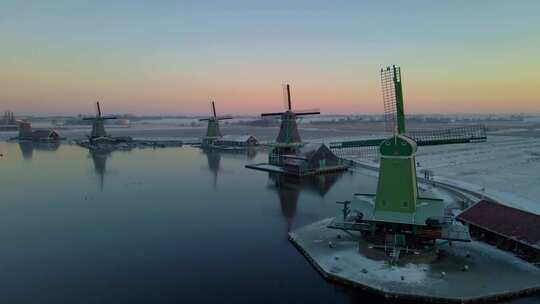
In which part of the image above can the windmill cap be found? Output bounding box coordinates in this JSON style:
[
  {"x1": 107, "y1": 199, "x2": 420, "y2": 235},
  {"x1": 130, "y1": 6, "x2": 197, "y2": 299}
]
[{"x1": 379, "y1": 134, "x2": 417, "y2": 157}]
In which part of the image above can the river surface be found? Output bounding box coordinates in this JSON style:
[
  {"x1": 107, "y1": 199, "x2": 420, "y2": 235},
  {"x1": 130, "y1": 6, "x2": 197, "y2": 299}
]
[{"x1": 0, "y1": 142, "x2": 537, "y2": 304}]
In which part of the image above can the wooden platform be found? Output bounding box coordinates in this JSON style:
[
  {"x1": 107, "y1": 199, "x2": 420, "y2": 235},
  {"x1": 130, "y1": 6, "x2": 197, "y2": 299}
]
[
  {"x1": 290, "y1": 218, "x2": 540, "y2": 303},
  {"x1": 245, "y1": 163, "x2": 348, "y2": 177}
]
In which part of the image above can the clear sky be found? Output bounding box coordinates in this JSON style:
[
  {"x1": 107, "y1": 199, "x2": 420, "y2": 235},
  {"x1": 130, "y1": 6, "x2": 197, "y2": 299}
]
[{"x1": 1, "y1": 1, "x2": 539, "y2": 116}]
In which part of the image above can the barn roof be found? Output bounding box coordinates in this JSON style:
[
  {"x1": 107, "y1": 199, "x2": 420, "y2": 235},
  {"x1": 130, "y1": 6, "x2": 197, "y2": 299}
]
[
  {"x1": 457, "y1": 200, "x2": 540, "y2": 250},
  {"x1": 281, "y1": 143, "x2": 333, "y2": 161},
  {"x1": 298, "y1": 143, "x2": 324, "y2": 155}
]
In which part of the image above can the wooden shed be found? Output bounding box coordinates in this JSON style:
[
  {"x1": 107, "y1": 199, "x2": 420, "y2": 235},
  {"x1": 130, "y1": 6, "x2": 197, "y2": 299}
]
[
  {"x1": 280, "y1": 143, "x2": 348, "y2": 176},
  {"x1": 457, "y1": 200, "x2": 540, "y2": 264}
]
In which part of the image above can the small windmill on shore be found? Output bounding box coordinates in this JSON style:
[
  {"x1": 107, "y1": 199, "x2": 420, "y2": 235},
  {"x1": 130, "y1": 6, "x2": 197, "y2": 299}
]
[
  {"x1": 199, "y1": 101, "x2": 232, "y2": 147},
  {"x1": 83, "y1": 102, "x2": 117, "y2": 141}
]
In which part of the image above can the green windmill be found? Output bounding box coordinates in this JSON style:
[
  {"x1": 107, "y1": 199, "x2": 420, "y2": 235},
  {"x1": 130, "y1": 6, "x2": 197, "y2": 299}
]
[
  {"x1": 375, "y1": 66, "x2": 422, "y2": 219},
  {"x1": 199, "y1": 101, "x2": 232, "y2": 148},
  {"x1": 329, "y1": 66, "x2": 477, "y2": 255},
  {"x1": 261, "y1": 84, "x2": 320, "y2": 164}
]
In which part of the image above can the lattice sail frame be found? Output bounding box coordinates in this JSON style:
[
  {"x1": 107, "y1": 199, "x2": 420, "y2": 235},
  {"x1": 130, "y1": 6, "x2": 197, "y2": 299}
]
[
  {"x1": 409, "y1": 125, "x2": 487, "y2": 146},
  {"x1": 381, "y1": 65, "x2": 405, "y2": 134}
]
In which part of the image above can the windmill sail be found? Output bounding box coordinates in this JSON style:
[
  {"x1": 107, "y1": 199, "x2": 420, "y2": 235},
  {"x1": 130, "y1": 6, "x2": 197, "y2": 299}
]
[
  {"x1": 329, "y1": 66, "x2": 487, "y2": 157},
  {"x1": 295, "y1": 109, "x2": 321, "y2": 116},
  {"x1": 409, "y1": 125, "x2": 487, "y2": 146},
  {"x1": 283, "y1": 84, "x2": 292, "y2": 111},
  {"x1": 211, "y1": 101, "x2": 217, "y2": 118},
  {"x1": 381, "y1": 65, "x2": 405, "y2": 134},
  {"x1": 96, "y1": 102, "x2": 102, "y2": 118}
]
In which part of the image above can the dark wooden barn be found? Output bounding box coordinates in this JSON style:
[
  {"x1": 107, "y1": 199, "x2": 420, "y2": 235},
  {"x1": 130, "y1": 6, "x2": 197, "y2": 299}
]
[
  {"x1": 457, "y1": 200, "x2": 540, "y2": 265},
  {"x1": 31, "y1": 130, "x2": 60, "y2": 142}
]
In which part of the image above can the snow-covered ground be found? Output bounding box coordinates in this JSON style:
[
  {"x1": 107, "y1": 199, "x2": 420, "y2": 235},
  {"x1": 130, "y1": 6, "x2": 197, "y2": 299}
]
[
  {"x1": 290, "y1": 218, "x2": 540, "y2": 301},
  {"x1": 416, "y1": 136, "x2": 540, "y2": 214}
]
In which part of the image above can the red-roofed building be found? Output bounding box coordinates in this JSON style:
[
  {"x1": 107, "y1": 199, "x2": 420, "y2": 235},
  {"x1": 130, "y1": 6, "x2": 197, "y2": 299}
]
[
  {"x1": 18, "y1": 122, "x2": 60, "y2": 142},
  {"x1": 457, "y1": 200, "x2": 540, "y2": 264}
]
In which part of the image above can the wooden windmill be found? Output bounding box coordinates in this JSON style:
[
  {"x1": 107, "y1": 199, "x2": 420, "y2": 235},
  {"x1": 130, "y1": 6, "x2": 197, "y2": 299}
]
[
  {"x1": 261, "y1": 84, "x2": 320, "y2": 165},
  {"x1": 261, "y1": 84, "x2": 320, "y2": 147},
  {"x1": 83, "y1": 102, "x2": 117, "y2": 140},
  {"x1": 199, "y1": 101, "x2": 232, "y2": 147}
]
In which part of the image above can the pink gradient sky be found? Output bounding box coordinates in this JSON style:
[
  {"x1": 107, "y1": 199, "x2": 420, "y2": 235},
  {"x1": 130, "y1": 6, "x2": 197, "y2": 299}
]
[{"x1": 1, "y1": 1, "x2": 539, "y2": 116}]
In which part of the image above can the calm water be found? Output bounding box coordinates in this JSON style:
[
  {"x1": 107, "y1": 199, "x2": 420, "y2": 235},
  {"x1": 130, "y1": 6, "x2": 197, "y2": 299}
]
[{"x1": 0, "y1": 142, "x2": 537, "y2": 304}]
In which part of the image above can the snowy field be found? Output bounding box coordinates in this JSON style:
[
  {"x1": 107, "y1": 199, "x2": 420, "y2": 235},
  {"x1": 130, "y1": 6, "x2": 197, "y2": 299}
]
[
  {"x1": 343, "y1": 135, "x2": 540, "y2": 215},
  {"x1": 416, "y1": 135, "x2": 540, "y2": 214}
]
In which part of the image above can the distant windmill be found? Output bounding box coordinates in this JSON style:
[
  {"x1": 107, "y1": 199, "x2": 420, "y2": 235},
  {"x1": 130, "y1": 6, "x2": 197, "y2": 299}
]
[
  {"x1": 83, "y1": 101, "x2": 117, "y2": 140},
  {"x1": 199, "y1": 101, "x2": 232, "y2": 147},
  {"x1": 261, "y1": 84, "x2": 320, "y2": 147}
]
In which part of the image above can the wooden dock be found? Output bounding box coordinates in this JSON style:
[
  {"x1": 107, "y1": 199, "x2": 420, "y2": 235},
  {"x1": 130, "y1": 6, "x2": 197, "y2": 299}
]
[
  {"x1": 290, "y1": 218, "x2": 540, "y2": 303},
  {"x1": 245, "y1": 163, "x2": 348, "y2": 177}
]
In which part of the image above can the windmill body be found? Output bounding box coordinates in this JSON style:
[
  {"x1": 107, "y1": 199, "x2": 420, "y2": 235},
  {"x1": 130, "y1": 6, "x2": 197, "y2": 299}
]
[
  {"x1": 355, "y1": 134, "x2": 446, "y2": 229},
  {"x1": 274, "y1": 110, "x2": 302, "y2": 145},
  {"x1": 90, "y1": 119, "x2": 108, "y2": 139},
  {"x1": 205, "y1": 118, "x2": 222, "y2": 139}
]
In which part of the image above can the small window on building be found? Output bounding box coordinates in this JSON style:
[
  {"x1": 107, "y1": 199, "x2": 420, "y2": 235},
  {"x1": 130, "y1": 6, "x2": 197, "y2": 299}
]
[
  {"x1": 382, "y1": 200, "x2": 387, "y2": 206},
  {"x1": 402, "y1": 201, "x2": 408, "y2": 208}
]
